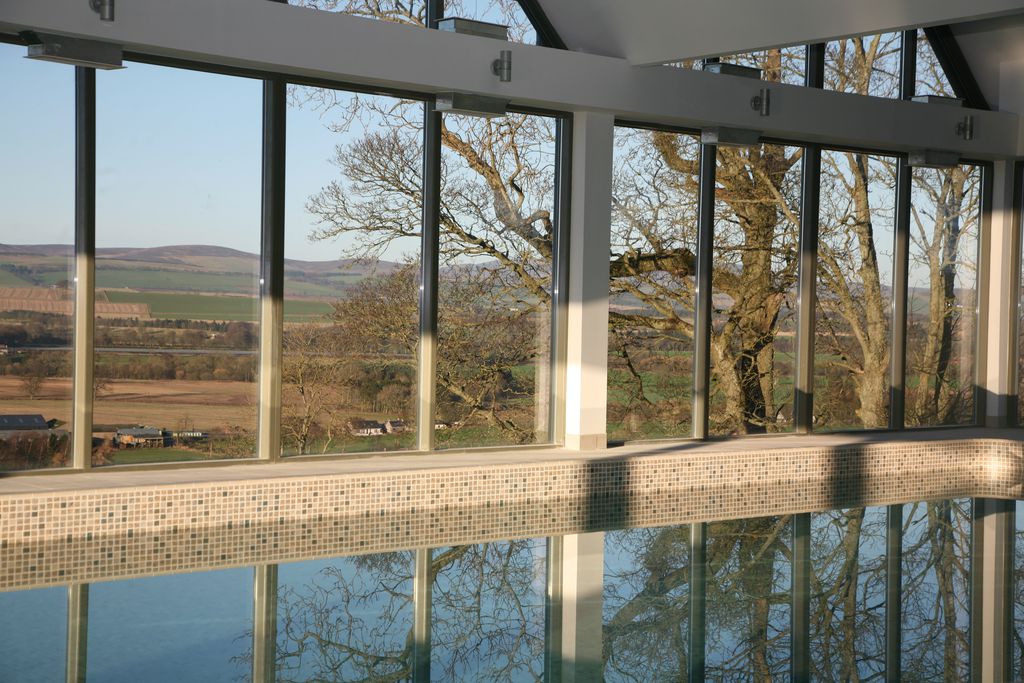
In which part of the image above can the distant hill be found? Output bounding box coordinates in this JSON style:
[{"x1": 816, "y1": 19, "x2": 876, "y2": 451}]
[{"x1": 0, "y1": 244, "x2": 404, "y2": 298}]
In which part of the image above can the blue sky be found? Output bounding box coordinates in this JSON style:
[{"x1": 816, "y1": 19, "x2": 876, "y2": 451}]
[{"x1": 0, "y1": 43, "x2": 413, "y2": 263}]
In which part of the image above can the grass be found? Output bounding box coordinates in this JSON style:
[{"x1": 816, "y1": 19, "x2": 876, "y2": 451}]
[
  {"x1": 0, "y1": 269, "x2": 36, "y2": 286},
  {"x1": 102, "y1": 290, "x2": 333, "y2": 322},
  {"x1": 106, "y1": 447, "x2": 216, "y2": 465}
]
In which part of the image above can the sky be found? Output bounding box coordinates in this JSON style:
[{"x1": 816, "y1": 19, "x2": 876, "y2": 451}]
[{"x1": 0, "y1": 42, "x2": 414, "y2": 263}]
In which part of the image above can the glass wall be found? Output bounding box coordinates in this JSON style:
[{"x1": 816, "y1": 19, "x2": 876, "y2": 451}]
[
  {"x1": 905, "y1": 164, "x2": 981, "y2": 427},
  {"x1": 815, "y1": 152, "x2": 896, "y2": 430},
  {"x1": 0, "y1": 44, "x2": 74, "y2": 471},
  {"x1": 283, "y1": 87, "x2": 422, "y2": 456},
  {"x1": 710, "y1": 144, "x2": 801, "y2": 435},
  {"x1": 825, "y1": 33, "x2": 902, "y2": 98},
  {"x1": 436, "y1": 111, "x2": 557, "y2": 449},
  {"x1": 92, "y1": 63, "x2": 262, "y2": 465},
  {"x1": 608, "y1": 127, "x2": 699, "y2": 441},
  {"x1": 0, "y1": 586, "x2": 67, "y2": 682}
]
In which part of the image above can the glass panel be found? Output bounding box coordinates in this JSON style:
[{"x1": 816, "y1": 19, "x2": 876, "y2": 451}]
[
  {"x1": 905, "y1": 165, "x2": 980, "y2": 427},
  {"x1": 815, "y1": 152, "x2": 896, "y2": 430},
  {"x1": 901, "y1": 498, "x2": 971, "y2": 680},
  {"x1": 706, "y1": 515, "x2": 793, "y2": 680},
  {"x1": 283, "y1": 88, "x2": 421, "y2": 456},
  {"x1": 431, "y1": 540, "x2": 547, "y2": 680},
  {"x1": 809, "y1": 507, "x2": 887, "y2": 679},
  {"x1": 285, "y1": 0, "x2": 427, "y2": 27},
  {"x1": 87, "y1": 567, "x2": 252, "y2": 681},
  {"x1": 277, "y1": 552, "x2": 415, "y2": 680},
  {"x1": 711, "y1": 48, "x2": 807, "y2": 86},
  {"x1": 608, "y1": 127, "x2": 698, "y2": 441},
  {"x1": 0, "y1": 44, "x2": 74, "y2": 471},
  {"x1": 436, "y1": 112, "x2": 557, "y2": 448},
  {"x1": 93, "y1": 63, "x2": 262, "y2": 465},
  {"x1": 916, "y1": 30, "x2": 956, "y2": 98},
  {"x1": 825, "y1": 33, "x2": 902, "y2": 97},
  {"x1": 0, "y1": 586, "x2": 67, "y2": 682},
  {"x1": 603, "y1": 526, "x2": 690, "y2": 681},
  {"x1": 710, "y1": 144, "x2": 801, "y2": 435},
  {"x1": 444, "y1": 0, "x2": 538, "y2": 44}
]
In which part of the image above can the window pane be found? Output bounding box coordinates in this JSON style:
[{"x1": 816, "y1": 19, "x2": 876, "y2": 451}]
[
  {"x1": 277, "y1": 552, "x2": 414, "y2": 680},
  {"x1": 706, "y1": 515, "x2": 793, "y2": 680},
  {"x1": 810, "y1": 507, "x2": 887, "y2": 679},
  {"x1": 905, "y1": 165, "x2": 980, "y2": 427},
  {"x1": 608, "y1": 127, "x2": 698, "y2": 442},
  {"x1": 87, "y1": 568, "x2": 252, "y2": 681},
  {"x1": 437, "y1": 112, "x2": 557, "y2": 448},
  {"x1": 283, "y1": 88, "x2": 421, "y2": 456},
  {"x1": 94, "y1": 63, "x2": 262, "y2": 465},
  {"x1": 444, "y1": 0, "x2": 538, "y2": 44},
  {"x1": 916, "y1": 30, "x2": 956, "y2": 98},
  {"x1": 710, "y1": 144, "x2": 800, "y2": 435},
  {"x1": 713, "y1": 47, "x2": 807, "y2": 86},
  {"x1": 0, "y1": 586, "x2": 67, "y2": 682},
  {"x1": 901, "y1": 499, "x2": 971, "y2": 680},
  {"x1": 603, "y1": 526, "x2": 690, "y2": 681},
  {"x1": 0, "y1": 44, "x2": 74, "y2": 471},
  {"x1": 285, "y1": 0, "x2": 426, "y2": 27},
  {"x1": 826, "y1": 33, "x2": 902, "y2": 97},
  {"x1": 431, "y1": 540, "x2": 547, "y2": 680},
  {"x1": 815, "y1": 152, "x2": 896, "y2": 430}
]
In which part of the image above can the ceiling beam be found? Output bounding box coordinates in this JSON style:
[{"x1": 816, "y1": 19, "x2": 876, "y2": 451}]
[{"x1": 0, "y1": 0, "x2": 1018, "y2": 158}]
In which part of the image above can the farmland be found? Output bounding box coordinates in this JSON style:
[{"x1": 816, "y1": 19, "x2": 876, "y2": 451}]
[{"x1": 103, "y1": 290, "x2": 333, "y2": 323}]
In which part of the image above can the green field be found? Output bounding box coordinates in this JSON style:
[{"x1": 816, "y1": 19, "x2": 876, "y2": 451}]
[
  {"x1": 107, "y1": 447, "x2": 216, "y2": 465},
  {"x1": 103, "y1": 290, "x2": 334, "y2": 322}
]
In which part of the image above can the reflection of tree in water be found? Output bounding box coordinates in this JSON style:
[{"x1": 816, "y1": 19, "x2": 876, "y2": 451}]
[
  {"x1": 809, "y1": 507, "x2": 886, "y2": 681},
  {"x1": 265, "y1": 540, "x2": 545, "y2": 682},
  {"x1": 603, "y1": 526, "x2": 691, "y2": 682},
  {"x1": 900, "y1": 499, "x2": 970, "y2": 682},
  {"x1": 706, "y1": 516, "x2": 792, "y2": 682}
]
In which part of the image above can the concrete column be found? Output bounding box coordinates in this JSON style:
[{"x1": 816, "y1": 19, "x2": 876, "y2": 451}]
[
  {"x1": 564, "y1": 111, "x2": 614, "y2": 451},
  {"x1": 983, "y1": 160, "x2": 1021, "y2": 426},
  {"x1": 557, "y1": 532, "x2": 604, "y2": 682}
]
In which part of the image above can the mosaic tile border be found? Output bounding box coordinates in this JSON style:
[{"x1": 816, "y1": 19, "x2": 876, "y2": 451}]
[{"x1": 1, "y1": 436, "x2": 1020, "y2": 590}]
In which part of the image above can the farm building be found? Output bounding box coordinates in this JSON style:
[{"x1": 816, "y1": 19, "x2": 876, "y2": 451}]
[
  {"x1": 114, "y1": 426, "x2": 169, "y2": 448},
  {"x1": 347, "y1": 419, "x2": 386, "y2": 437},
  {"x1": 0, "y1": 414, "x2": 49, "y2": 431}
]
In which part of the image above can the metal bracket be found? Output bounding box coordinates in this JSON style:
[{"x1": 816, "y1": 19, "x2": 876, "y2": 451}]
[
  {"x1": 89, "y1": 0, "x2": 114, "y2": 21},
  {"x1": 751, "y1": 88, "x2": 771, "y2": 116},
  {"x1": 956, "y1": 115, "x2": 975, "y2": 141},
  {"x1": 492, "y1": 50, "x2": 512, "y2": 82}
]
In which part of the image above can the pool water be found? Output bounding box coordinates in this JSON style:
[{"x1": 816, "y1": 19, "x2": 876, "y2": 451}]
[{"x1": 0, "y1": 498, "x2": 1005, "y2": 682}]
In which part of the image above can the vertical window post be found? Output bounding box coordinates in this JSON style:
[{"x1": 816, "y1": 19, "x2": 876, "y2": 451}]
[
  {"x1": 72, "y1": 66, "x2": 96, "y2": 471},
  {"x1": 257, "y1": 75, "x2": 286, "y2": 462},
  {"x1": 65, "y1": 583, "x2": 89, "y2": 683},
  {"x1": 548, "y1": 117, "x2": 572, "y2": 445},
  {"x1": 252, "y1": 564, "x2": 278, "y2": 682},
  {"x1": 691, "y1": 144, "x2": 715, "y2": 440}
]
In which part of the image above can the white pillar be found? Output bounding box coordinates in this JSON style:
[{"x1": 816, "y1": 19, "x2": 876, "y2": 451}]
[
  {"x1": 564, "y1": 111, "x2": 614, "y2": 451},
  {"x1": 557, "y1": 532, "x2": 604, "y2": 682}
]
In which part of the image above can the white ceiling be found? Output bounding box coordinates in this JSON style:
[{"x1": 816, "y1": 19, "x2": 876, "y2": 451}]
[{"x1": 537, "y1": 0, "x2": 1024, "y2": 65}]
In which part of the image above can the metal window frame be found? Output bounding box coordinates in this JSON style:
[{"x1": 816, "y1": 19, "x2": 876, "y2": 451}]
[{"x1": 691, "y1": 144, "x2": 716, "y2": 440}]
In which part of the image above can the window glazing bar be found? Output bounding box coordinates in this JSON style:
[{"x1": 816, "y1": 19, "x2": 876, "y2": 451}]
[
  {"x1": 791, "y1": 513, "x2": 810, "y2": 681},
  {"x1": 252, "y1": 564, "x2": 278, "y2": 683},
  {"x1": 885, "y1": 503, "x2": 902, "y2": 682},
  {"x1": 65, "y1": 583, "x2": 88, "y2": 683},
  {"x1": 794, "y1": 43, "x2": 824, "y2": 434},
  {"x1": 72, "y1": 66, "x2": 96, "y2": 471},
  {"x1": 975, "y1": 165, "x2": 994, "y2": 426},
  {"x1": 548, "y1": 118, "x2": 572, "y2": 444},
  {"x1": 688, "y1": 522, "x2": 706, "y2": 681},
  {"x1": 889, "y1": 30, "x2": 916, "y2": 431},
  {"x1": 417, "y1": 102, "x2": 441, "y2": 452},
  {"x1": 1013, "y1": 161, "x2": 1024, "y2": 426},
  {"x1": 257, "y1": 76, "x2": 286, "y2": 462},
  {"x1": 413, "y1": 547, "x2": 433, "y2": 683},
  {"x1": 692, "y1": 146, "x2": 716, "y2": 440},
  {"x1": 544, "y1": 536, "x2": 564, "y2": 682}
]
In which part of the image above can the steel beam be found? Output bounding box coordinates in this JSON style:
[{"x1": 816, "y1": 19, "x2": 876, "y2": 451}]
[{"x1": 1, "y1": 0, "x2": 1017, "y2": 159}]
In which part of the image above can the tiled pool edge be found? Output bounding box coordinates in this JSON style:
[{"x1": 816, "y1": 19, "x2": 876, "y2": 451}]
[{"x1": 1, "y1": 435, "x2": 1020, "y2": 590}]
